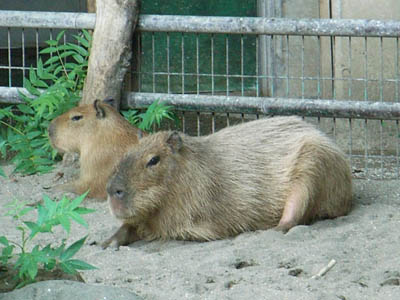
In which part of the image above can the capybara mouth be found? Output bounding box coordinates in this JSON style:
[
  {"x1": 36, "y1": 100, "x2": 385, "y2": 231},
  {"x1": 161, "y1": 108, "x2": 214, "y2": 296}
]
[{"x1": 108, "y1": 196, "x2": 131, "y2": 219}]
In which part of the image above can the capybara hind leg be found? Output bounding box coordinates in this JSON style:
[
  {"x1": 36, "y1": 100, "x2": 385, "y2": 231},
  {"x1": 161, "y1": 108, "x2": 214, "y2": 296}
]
[
  {"x1": 101, "y1": 223, "x2": 140, "y2": 249},
  {"x1": 274, "y1": 184, "x2": 309, "y2": 233}
]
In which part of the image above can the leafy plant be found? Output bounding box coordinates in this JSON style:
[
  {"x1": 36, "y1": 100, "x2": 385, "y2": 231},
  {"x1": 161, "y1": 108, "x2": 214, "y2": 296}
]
[
  {"x1": 0, "y1": 192, "x2": 96, "y2": 288},
  {"x1": 0, "y1": 30, "x2": 92, "y2": 175},
  {"x1": 0, "y1": 28, "x2": 178, "y2": 178},
  {"x1": 122, "y1": 99, "x2": 178, "y2": 132}
]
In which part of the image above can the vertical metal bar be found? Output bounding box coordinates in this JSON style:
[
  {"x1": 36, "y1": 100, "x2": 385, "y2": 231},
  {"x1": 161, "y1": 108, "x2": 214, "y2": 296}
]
[
  {"x1": 317, "y1": 35, "x2": 321, "y2": 99},
  {"x1": 211, "y1": 33, "x2": 215, "y2": 95},
  {"x1": 332, "y1": 35, "x2": 336, "y2": 99},
  {"x1": 364, "y1": 37, "x2": 368, "y2": 101},
  {"x1": 196, "y1": 33, "x2": 200, "y2": 95},
  {"x1": 379, "y1": 37, "x2": 383, "y2": 102},
  {"x1": 152, "y1": 32, "x2": 155, "y2": 93},
  {"x1": 396, "y1": 37, "x2": 399, "y2": 102},
  {"x1": 348, "y1": 36, "x2": 352, "y2": 99},
  {"x1": 364, "y1": 119, "x2": 369, "y2": 178},
  {"x1": 211, "y1": 112, "x2": 215, "y2": 133},
  {"x1": 182, "y1": 111, "x2": 186, "y2": 134},
  {"x1": 286, "y1": 35, "x2": 289, "y2": 97},
  {"x1": 137, "y1": 33, "x2": 142, "y2": 92},
  {"x1": 7, "y1": 27, "x2": 11, "y2": 87},
  {"x1": 270, "y1": 35, "x2": 274, "y2": 97},
  {"x1": 256, "y1": 35, "x2": 260, "y2": 97},
  {"x1": 21, "y1": 28, "x2": 26, "y2": 80},
  {"x1": 380, "y1": 119, "x2": 384, "y2": 179},
  {"x1": 197, "y1": 112, "x2": 201, "y2": 137},
  {"x1": 333, "y1": 117, "x2": 337, "y2": 141},
  {"x1": 348, "y1": 118, "x2": 353, "y2": 170},
  {"x1": 301, "y1": 35, "x2": 305, "y2": 99},
  {"x1": 226, "y1": 35, "x2": 229, "y2": 96},
  {"x1": 226, "y1": 112, "x2": 230, "y2": 126},
  {"x1": 241, "y1": 34, "x2": 244, "y2": 96},
  {"x1": 35, "y1": 28, "x2": 39, "y2": 64},
  {"x1": 167, "y1": 32, "x2": 170, "y2": 94},
  {"x1": 397, "y1": 120, "x2": 400, "y2": 178},
  {"x1": 181, "y1": 33, "x2": 185, "y2": 94}
]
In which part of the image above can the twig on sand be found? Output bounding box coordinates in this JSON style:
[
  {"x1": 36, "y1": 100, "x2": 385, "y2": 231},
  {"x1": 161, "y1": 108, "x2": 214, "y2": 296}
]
[{"x1": 311, "y1": 259, "x2": 337, "y2": 279}]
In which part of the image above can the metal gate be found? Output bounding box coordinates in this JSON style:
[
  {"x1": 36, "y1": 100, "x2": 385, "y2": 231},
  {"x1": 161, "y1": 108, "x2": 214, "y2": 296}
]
[{"x1": 1, "y1": 9, "x2": 400, "y2": 179}]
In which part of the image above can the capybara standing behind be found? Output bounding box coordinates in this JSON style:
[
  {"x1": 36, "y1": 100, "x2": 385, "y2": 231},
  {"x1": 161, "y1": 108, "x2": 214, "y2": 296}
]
[
  {"x1": 48, "y1": 99, "x2": 143, "y2": 200},
  {"x1": 102, "y1": 116, "x2": 352, "y2": 248}
]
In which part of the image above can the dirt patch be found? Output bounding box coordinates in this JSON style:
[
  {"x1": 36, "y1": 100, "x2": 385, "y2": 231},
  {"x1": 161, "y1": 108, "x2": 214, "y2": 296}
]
[{"x1": 1, "y1": 163, "x2": 400, "y2": 299}]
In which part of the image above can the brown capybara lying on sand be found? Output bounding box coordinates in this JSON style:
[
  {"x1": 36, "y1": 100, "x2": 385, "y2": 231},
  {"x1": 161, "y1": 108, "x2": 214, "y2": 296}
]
[
  {"x1": 48, "y1": 99, "x2": 143, "y2": 200},
  {"x1": 102, "y1": 116, "x2": 352, "y2": 248}
]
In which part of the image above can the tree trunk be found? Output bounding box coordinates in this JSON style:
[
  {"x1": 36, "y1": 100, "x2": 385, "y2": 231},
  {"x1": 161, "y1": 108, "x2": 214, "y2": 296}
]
[
  {"x1": 80, "y1": 0, "x2": 140, "y2": 110},
  {"x1": 87, "y1": 0, "x2": 96, "y2": 13}
]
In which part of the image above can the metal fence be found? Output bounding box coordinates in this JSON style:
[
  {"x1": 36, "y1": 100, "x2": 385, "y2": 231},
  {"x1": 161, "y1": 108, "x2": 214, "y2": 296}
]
[{"x1": 1, "y1": 10, "x2": 400, "y2": 179}]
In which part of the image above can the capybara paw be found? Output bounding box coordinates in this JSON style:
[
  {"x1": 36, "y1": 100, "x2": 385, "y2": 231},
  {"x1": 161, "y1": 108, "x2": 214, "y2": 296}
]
[
  {"x1": 273, "y1": 222, "x2": 296, "y2": 234},
  {"x1": 62, "y1": 152, "x2": 80, "y2": 167},
  {"x1": 100, "y1": 237, "x2": 121, "y2": 250}
]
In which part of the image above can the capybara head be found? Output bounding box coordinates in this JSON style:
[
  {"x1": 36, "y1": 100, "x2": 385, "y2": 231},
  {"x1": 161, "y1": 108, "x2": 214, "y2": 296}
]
[
  {"x1": 48, "y1": 98, "x2": 125, "y2": 153},
  {"x1": 106, "y1": 131, "x2": 183, "y2": 221}
]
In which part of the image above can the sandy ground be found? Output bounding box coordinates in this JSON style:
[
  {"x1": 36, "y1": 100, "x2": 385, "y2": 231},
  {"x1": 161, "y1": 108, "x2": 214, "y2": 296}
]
[{"x1": 1, "y1": 162, "x2": 400, "y2": 300}]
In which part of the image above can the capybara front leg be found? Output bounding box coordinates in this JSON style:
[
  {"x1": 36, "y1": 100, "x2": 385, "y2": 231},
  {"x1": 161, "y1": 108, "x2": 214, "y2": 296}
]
[
  {"x1": 101, "y1": 223, "x2": 140, "y2": 249},
  {"x1": 274, "y1": 184, "x2": 310, "y2": 233}
]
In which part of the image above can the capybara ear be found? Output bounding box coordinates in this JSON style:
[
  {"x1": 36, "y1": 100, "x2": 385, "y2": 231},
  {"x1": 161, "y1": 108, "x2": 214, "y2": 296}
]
[
  {"x1": 103, "y1": 97, "x2": 117, "y2": 109},
  {"x1": 94, "y1": 99, "x2": 106, "y2": 119},
  {"x1": 166, "y1": 131, "x2": 183, "y2": 153}
]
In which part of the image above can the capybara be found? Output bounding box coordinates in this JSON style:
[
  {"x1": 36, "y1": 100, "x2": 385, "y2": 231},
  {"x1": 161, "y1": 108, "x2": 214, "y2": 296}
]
[
  {"x1": 102, "y1": 116, "x2": 352, "y2": 248},
  {"x1": 48, "y1": 99, "x2": 143, "y2": 200}
]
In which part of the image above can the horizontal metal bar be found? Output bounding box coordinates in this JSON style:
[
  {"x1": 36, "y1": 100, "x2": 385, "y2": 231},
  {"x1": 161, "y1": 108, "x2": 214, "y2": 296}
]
[
  {"x1": 138, "y1": 15, "x2": 400, "y2": 37},
  {"x1": 1, "y1": 11, "x2": 400, "y2": 37},
  {"x1": 124, "y1": 92, "x2": 400, "y2": 120},
  {"x1": 3, "y1": 87, "x2": 400, "y2": 120},
  {"x1": 0, "y1": 10, "x2": 96, "y2": 29}
]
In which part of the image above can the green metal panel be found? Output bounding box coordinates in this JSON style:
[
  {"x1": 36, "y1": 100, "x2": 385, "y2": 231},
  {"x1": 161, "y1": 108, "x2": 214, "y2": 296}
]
[{"x1": 139, "y1": 0, "x2": 257, "y2": 94}]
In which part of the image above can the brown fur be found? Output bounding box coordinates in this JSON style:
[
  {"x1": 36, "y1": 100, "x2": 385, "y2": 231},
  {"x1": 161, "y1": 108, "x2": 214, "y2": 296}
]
[
  {"x1": 102, "y1": 116, "x2": 352, "y2": 248},
  {"x1": 48, "y1": 99, "x2": 142, "y2": 200}
]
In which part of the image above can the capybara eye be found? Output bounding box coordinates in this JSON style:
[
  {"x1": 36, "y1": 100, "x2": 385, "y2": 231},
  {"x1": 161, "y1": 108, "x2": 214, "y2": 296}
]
[
  {"x1": 71, "y1": 115, "x2": 83, "y2": 121},
  {"x1": 115, "y1": 190, "x2": 124, "y2": 198},
  {"x1": 146, "y1": 156, "x2": 160, "y2": 167}
]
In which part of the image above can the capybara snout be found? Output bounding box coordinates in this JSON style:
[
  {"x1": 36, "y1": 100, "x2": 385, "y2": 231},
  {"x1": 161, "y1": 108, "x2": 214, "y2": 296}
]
[{"x1": 102, "y1": 116, "x2": 352, "y2": 248}]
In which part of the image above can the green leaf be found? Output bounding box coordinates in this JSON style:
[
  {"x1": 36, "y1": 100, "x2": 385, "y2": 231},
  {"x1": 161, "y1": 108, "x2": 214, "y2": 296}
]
[
  {"x1": 60, "y1": 236, "x2": 87, "y2": 261},
  {"x1": 59, "y1": 261, "x2": 77, "y2": 274},
  {"x1": 17, "y1": 104, "x2": 34, "y2": 115},
  {"x1": 56, "y1": 30, "x2": 66, "y2": 42},
  {"x1": 72, "y1": 54, "x2": 84, "y2": 64},
  {"x1": 39, "y1": 47, "x2": 58, "y2": 54},
  {"x1": 73, "y1": 207, "x2": 96, "y2": 215},
  {"x1": 43, "y1": 55, "x2": 61, "y2": 65},
  {"x1": 43, "y1": 194, "x2": 57, "y2": 217},
  {"x1": 37, "y1": 203, "x2": 49, "y2": 226},
  {"x1": 45, "y1": 40, "x2": 58, "y2": 47},
  {"x1": 0, "y1": 236, "x2": 9, "y2": 246},
  {"x1": 68, "y1": 211, "x2": 88, "y2": 228},
  {"x1": 24, "y1": 221, "x2": 41, "y2": 238},
  {"x1": 68, "y1": 191, "x2": 89, "y2": 211},
  {"x1": 23, "y1": 78, "x2": 40, "y2": 96},
  {"x1": 73, "y1": 34, "x2": 90, "y2": 48},
  {"x1": 81, "y1": 29, "x2": 92, "y2": 44},
  {"x1": 58, "y1": 214, "x2": 71, "y2": 233},
  {"x1": 0, "y1": 167, "x2": 6, "y2": 178},
  {"x1": 64, "y1": 259, "x2": 97, "y2": 271},
  {"x1": 26, "y1": 131, "x2": 42, "y2": 140},
  {"x1": 66, "y1": 43, "x2": 88, "y2": 57}
]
